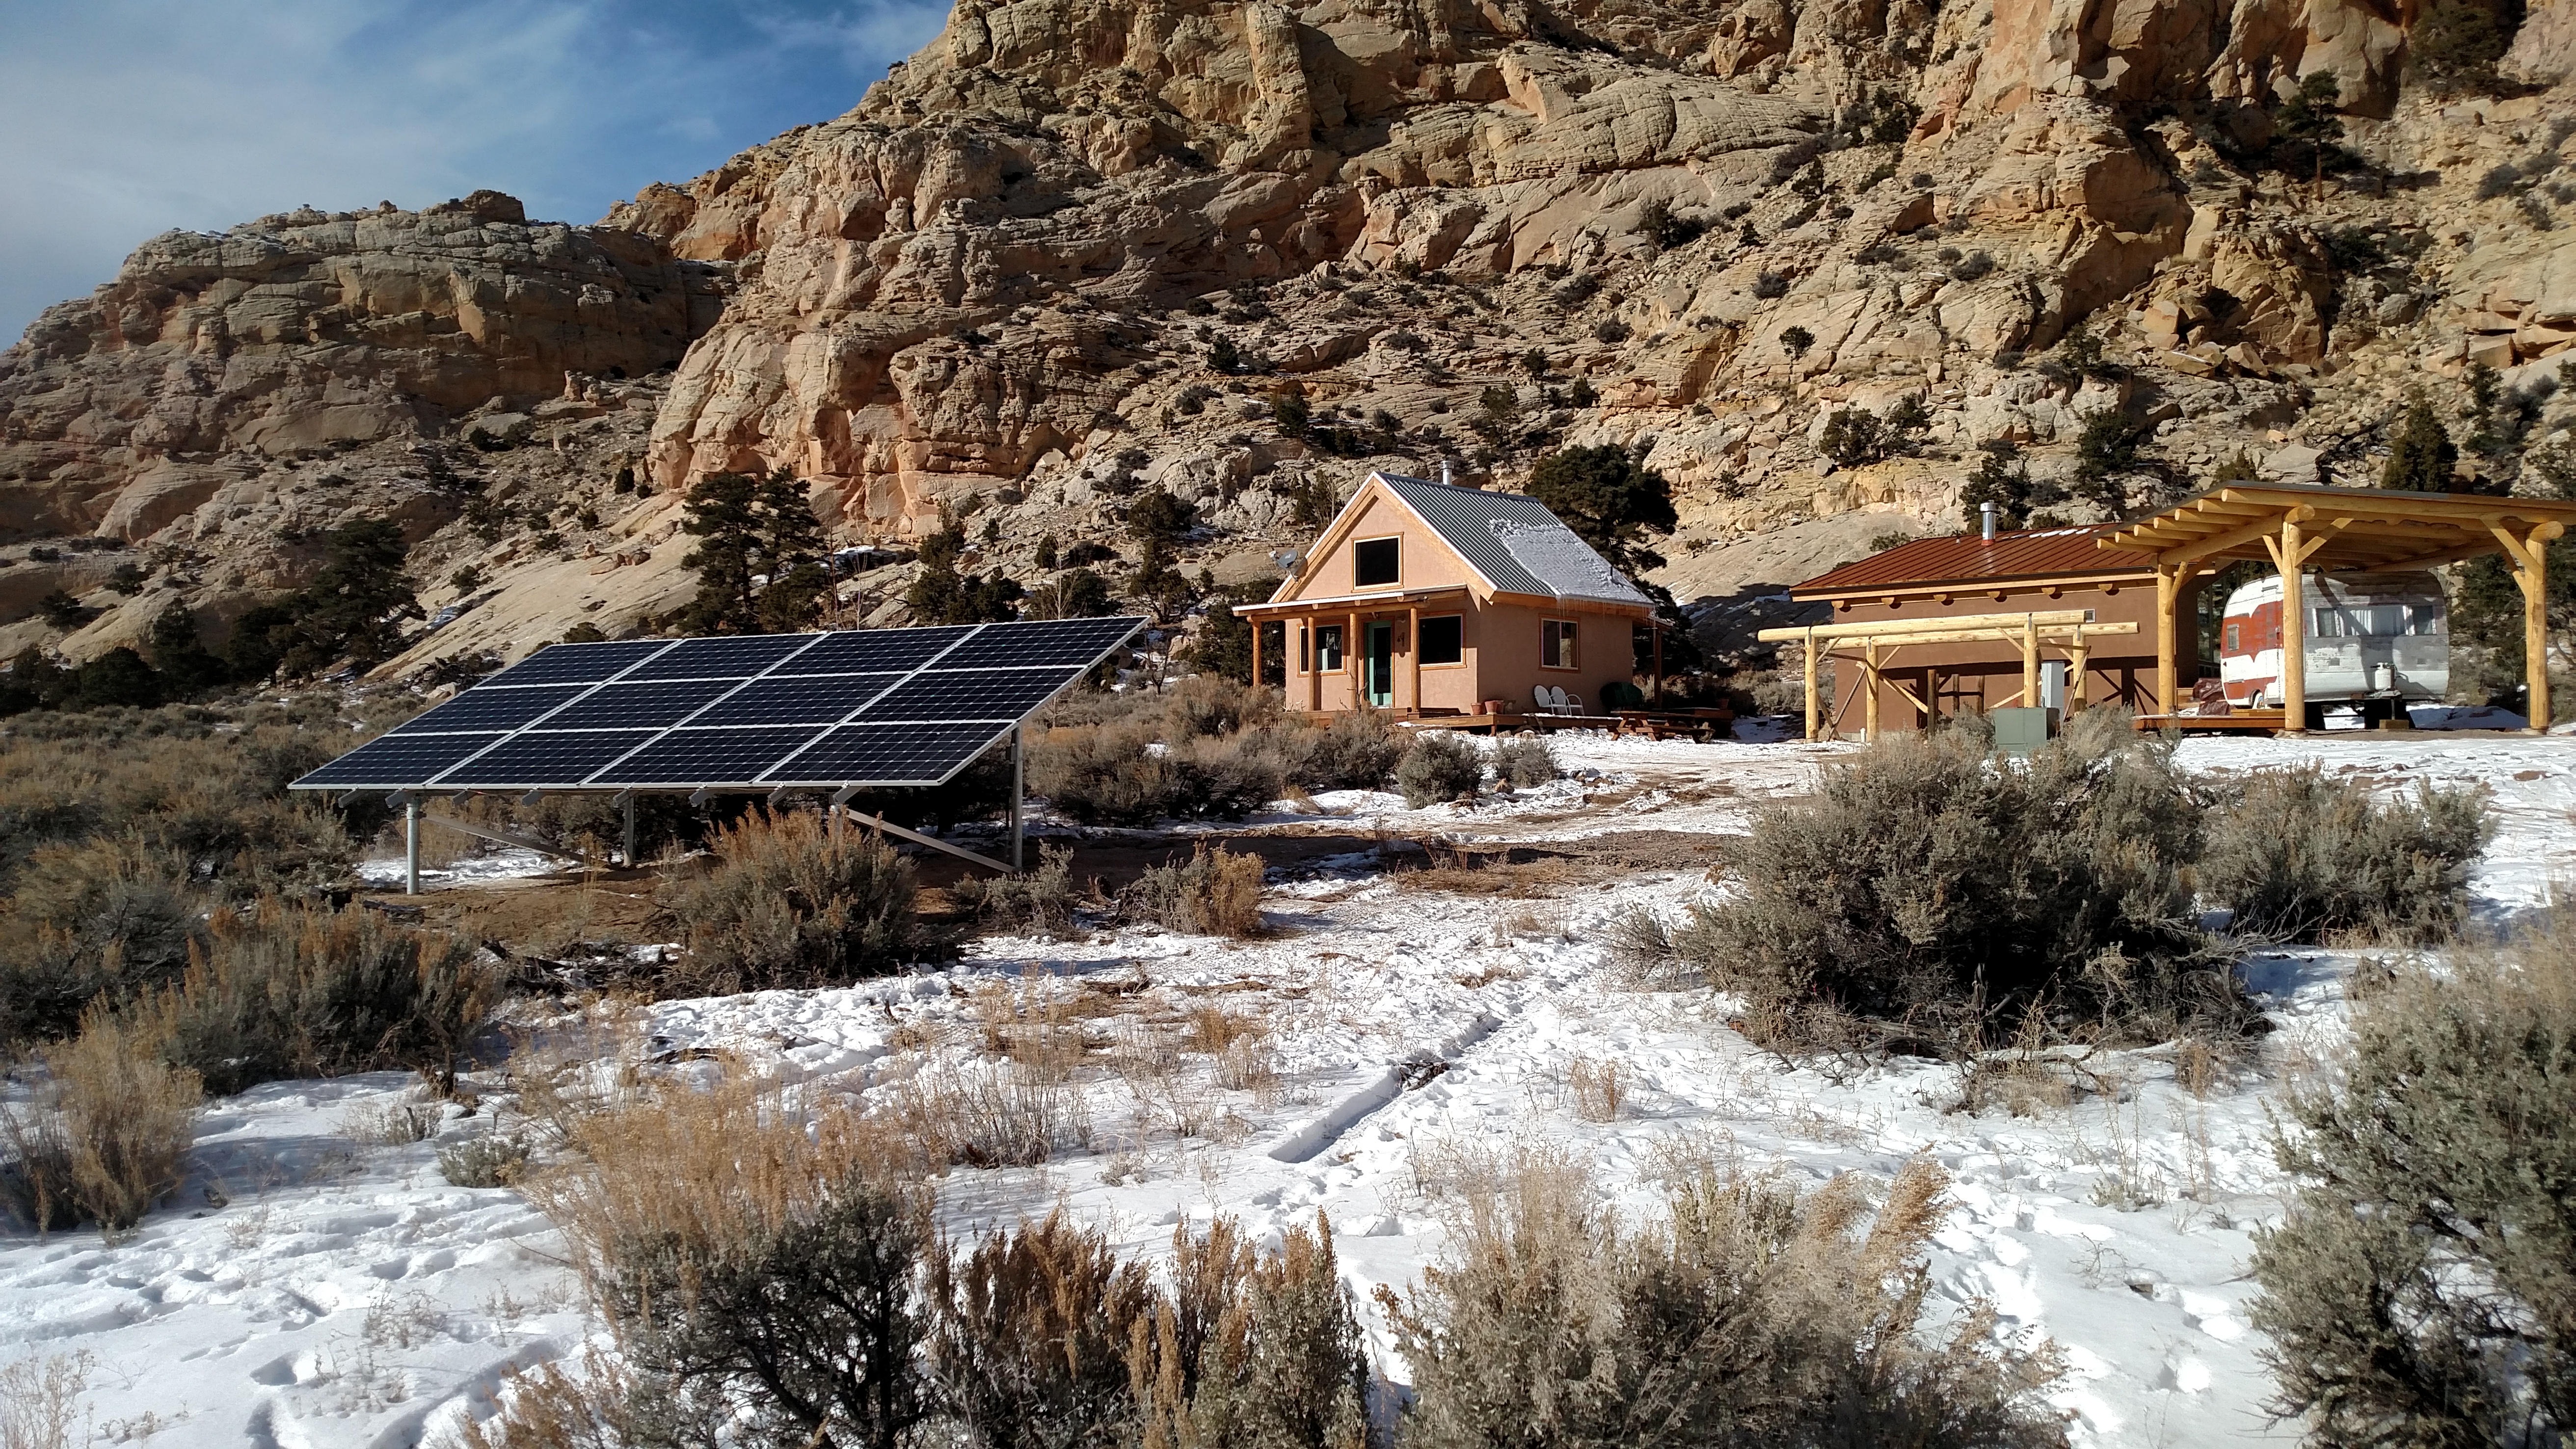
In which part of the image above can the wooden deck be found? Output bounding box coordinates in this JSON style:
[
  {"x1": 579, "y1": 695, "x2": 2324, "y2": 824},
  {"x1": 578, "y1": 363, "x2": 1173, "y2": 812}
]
[
  {"x1": 2132, "y1": 709, "x2": 2287, "y2": 734},
  {"x1": 1399, "y1": 709, "x2": 1734, "y2": 738}
]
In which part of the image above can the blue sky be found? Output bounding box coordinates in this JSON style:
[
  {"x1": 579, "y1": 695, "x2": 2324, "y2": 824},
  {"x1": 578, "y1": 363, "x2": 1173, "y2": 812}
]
[{"x1": 0, "y1": 0, "x2": 950, "y2": 343}]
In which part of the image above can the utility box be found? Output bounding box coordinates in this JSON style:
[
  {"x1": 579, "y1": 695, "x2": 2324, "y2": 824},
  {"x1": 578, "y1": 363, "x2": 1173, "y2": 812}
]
[{"x1": 1990, "y1": 706, "x2": 2059, "y2": 758}]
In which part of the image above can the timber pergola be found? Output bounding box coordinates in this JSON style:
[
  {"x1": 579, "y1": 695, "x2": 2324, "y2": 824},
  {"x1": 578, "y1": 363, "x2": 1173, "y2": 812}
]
[
  {"x1": 2099, "y1": 483, "x2": 2576, "y2": 734},
  {"x1": 1759, "y1": 610, "x2": 2139, "y2": 741}
]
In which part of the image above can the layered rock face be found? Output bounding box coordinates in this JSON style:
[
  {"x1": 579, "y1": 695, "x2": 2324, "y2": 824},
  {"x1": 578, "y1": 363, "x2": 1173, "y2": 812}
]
[
  {"x1": 0, "y1": 191, "x2": 725, "y2": 540},
  {"x1": 6, "y1": 0, "x2": 2576, "y2": 674}
]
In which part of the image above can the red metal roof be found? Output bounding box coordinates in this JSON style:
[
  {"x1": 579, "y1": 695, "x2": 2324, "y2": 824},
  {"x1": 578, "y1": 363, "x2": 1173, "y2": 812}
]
[{"x1": 1793, "y1": 525, "x2": 2157, "y2": 596}]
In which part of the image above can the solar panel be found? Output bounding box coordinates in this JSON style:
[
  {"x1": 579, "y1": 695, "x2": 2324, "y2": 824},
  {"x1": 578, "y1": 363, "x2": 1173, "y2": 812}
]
[{"x1": 292, "y1": 616, "x2": 1143, "y2": 794}]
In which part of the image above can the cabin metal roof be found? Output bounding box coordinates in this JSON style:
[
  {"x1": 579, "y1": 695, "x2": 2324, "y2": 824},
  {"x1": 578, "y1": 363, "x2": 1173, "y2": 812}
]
[
  {"x1": 1793, "y1": 525, "x2": 2157, "y2": 597},
  {"x1": 1373, "y1": 472, "x2": 1653, "y2": 608}
]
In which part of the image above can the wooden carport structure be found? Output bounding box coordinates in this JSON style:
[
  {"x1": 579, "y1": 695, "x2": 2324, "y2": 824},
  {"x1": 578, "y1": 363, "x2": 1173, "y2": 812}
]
[
  {"x1": 2099, "y1": 484, "x2": 2576, "y2": 734},
  {"x1": 1760, "y1": 610, "x2": 2139, "y2": 741}
]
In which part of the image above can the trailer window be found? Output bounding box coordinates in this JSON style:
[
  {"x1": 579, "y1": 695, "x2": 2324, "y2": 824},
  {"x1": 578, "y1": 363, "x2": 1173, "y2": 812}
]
[
  {"x1": 2225, "y1": 622, "x2": 2241, "y2": 653},
  {"x1": 2366, "y1": 604, "x2": 2404, "y2": 636},
  {"x1": 2408, "y1": 605, "x2": 2442, "y2": 635},
  {"x1": 2311, "y1": 608, "x2": 2342, "y2": 637}
]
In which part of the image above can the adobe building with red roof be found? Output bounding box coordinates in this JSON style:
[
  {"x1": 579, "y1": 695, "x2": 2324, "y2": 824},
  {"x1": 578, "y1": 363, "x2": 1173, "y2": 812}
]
[{"x1": 1787, "y1": 522, "x2": 2168, "y2": 730}]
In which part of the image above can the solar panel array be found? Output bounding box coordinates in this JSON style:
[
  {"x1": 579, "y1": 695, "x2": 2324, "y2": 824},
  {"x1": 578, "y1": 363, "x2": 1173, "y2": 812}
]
[{"x1": 290, "y1": 617, "x2": 1145, "y2": 793}]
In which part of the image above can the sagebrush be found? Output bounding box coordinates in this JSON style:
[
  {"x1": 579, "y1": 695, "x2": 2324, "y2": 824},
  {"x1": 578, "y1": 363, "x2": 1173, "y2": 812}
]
[
  {"x1": 1125, "y1": 844, "x2": 1265, "y2": 938},
  {"x1": 662, "y1": 811, "x2": 916, "y2": 993},
  {"x1": 0, "y1": 1011, "x2": 200, "y2": 1236},
  {"x1": 2250, "y1": 917, "x2": 2576, "y2": 1448},
  {"x1": 2199, "y1": 765, "x2": 2490, "y2": 943},
  {"x1": 1395, "y1": 732, "x2": 1483, "y2": 808}
]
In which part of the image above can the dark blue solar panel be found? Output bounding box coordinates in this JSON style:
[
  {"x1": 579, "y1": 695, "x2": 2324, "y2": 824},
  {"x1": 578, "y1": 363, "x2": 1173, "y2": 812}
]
[
  {"x1": 539, "y1": 678, "x2": 740, "y2": 730},
  {"x1": 852, "y1": 668, "x2": 1072, "y2": 722},
  {"x1": 482, "y1": 640, "x2": 669, "y2": 686},
  {"x1": 293, "y1": 732, "x2": 506, "y2": 787},
  {"x1": 393, "y1": 684, "x2": 588, "y2": 734},
  {"x1": 623, "y1": 634, "x2": 816, "y2": 680},
  {"x1": 768, "y1": 724, "x2": 1006, "y2": 785},
  {"x1": 431, "y1": 731, "x2": 657, "y2": 787},
  {"x1": 935, "y1": 616, "x2": 1138, "y2": 669},
  {"x1": 772, "y1": 626, "x2": 974, "y2": 675},
  {"x1": 687, "y1": 674, "x2": 901, "y2": 727},
  {"x1": 603, "y1": 727, "x2": 819, "y2": 783}
]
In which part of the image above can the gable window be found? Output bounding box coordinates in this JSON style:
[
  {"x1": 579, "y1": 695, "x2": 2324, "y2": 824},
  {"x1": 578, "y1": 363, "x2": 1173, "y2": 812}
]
[
  {"x1": 1354, "y1": 537, "x2": 1400, "y2": 587},
  {"x1": 1419, "y1": 615, "x2": 1464, "y2": 665},
  {"x1": 1314, "y1": 624, "x2": 1345, "y2": 672},
  {"x1": 1541, "y1": 618, "x2": 1578, "y2": 670}
]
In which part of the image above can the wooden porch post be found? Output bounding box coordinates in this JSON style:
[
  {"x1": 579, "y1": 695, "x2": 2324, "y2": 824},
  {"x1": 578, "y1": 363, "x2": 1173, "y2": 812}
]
[
  {"x1": 1250, "y1": 616, "x2": 1263, "y2": 694},
  {"x1": 1863, "y1": 642, "x2": 1881, "y2": 743},
  {"x1": 2279, "y1": 516, "x2": 2307, "y2": 733},
  {"x1": 1306, "y1": 620, "x2": 1319, "y2": 712},
  {"x1": 2153, "y1": 565, "x2": 2183, "y2": 716},
  {"x1": 2020, "y1": 613, "x2": 2039, "y2": 712},
  {"x1": 1651, "y1": 621, "x2": 1664, "y2": 704},
  {"x1": 1802, "y1": 628, "x2": 1820, "y2": 742},
  {"x1": 1347, "y1": 607, "x2": 1360, "y2": 710},
  {"x1": 1408, "y1": 603, "x2": 1422, "y2": 715},
  {"x1": 2068, "y1": 625, "x2": 2090, "y2": 713},
  {"x1": 2491, "y1": 518, "x2": 2565, "y2": 732}
]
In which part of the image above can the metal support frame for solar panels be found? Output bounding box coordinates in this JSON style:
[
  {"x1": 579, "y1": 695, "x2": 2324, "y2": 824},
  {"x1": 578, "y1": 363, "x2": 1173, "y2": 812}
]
[{"x1": 296, "y1": 618, "x2": 1143, "y2": 895}]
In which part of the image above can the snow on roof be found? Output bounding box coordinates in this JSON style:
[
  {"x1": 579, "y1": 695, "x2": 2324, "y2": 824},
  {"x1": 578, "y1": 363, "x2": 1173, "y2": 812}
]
[{"x1": 1373, "y1": 472, "x2": 1652, "y2": 608}]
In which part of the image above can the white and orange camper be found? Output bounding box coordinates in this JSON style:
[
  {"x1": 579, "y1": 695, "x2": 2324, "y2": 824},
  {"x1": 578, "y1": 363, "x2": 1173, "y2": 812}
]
[{"x1": 2217, "y1": 571, "x2": 2448, "y2": 714}]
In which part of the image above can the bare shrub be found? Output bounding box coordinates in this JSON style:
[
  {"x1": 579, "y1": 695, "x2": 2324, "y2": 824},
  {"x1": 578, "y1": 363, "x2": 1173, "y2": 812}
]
[
  {"x1": 341, "y1": 1090, "x2": 443, "y2": 1145},
  {"x1": 1491, "y1": 737, "x2": 1558, "y2": 789},
  {"x1": 437, "y1": 1133, "x2": 531, "y2": 1188},
  {"x1": 1029, "y1": 723, "x2": 1280, "y2": 826},
  {"x1": 661, "y1": 810, "x2": 915, "y2": 993},
  {"x1": 2251, "y1": 917, "x2": 2576, "y2": 1447},
  {"x1": 1126, "y1": 1212, "x2": 1374, "y2": 1449},
  {"x1": 1565, "y1": 1056, "x2": 1624, "y2": 1121},
  {"x1": 448, "y1": 1345, "x2": 648, "y2": 1449},
  {"x1": 1184, "y1": 1005, "x2": 1263, "y2": 1055},
  {"x1": 2199, "y1": 765, "x2": 2490, "y2": 943},
  {"x1": 890, "y1": 1064, "x2": 1093, "y2": 1168},
  {"x1": 0, "y1": 1351, "x2": 93, "y2": 1449},
  {"x1": 142, "y1": 899, "x2": 495, "y2": 1096},
  {"x1": 1674, "y1": 715, "x2": 2247, "y2": 1055},
  {"x1": 1125, "y1": 844, "x2": 1265, "y2": 938},
  {"x1": 1385, "y1": 1151, "x2": 2064, "y2": 1448},
  {"x1": 950, "y1": 844, "x2": 1084, "y2": 938},
  {"x1": 1395, "y1": 732, "x2": 1484, "y2": 808},
  {"x1": 0, "y1": 1011, "x2": 200, "y2": 1236},
  {"x1": 925, "y1": 1211, "x2": 1156, "y2": 1448}
]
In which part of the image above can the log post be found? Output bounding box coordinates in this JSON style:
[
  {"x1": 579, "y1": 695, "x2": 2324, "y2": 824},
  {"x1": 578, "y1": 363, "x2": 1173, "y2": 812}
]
[
  {"x1": 1408, "y1": 604, "x2": 1422, "y2": 715},
  {"x1": 1803, "y1": 627, "x2": 1820, "y2": 741},
  {"x1": 1250, "y1": 615, "x2": 1262, "y2": 694},
  {"x1": 2021, "y1": 613, "x2": 2039, "y2": 714},
  {"x1": 1863, "y1": 642, "x2": 1881, "y2": 743},
  {"x1": 2280, "y1": 516, "x2": 2307, "y2": 733},
  {"x1": 2154, "y1": 565, "x2": 2183, "y2": 716},
  {"x1": 2069, "y1": 626, "x2": 2090, "y2": 713},
  {"x1": 1306, "y1": 621, "x2": 1320, "y2": 712}
]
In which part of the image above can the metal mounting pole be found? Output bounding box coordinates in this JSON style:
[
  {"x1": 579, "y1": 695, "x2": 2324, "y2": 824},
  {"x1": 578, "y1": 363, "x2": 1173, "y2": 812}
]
[
  {"x1": 404, "y1": 795, "x2": 421, "y2": 896},
  {"x1": 1009, "y1": 725, "x2": 1025, "y2": 872},
  {"x1": 620, "y1": 792, "x2": 637, "y2": 867}
]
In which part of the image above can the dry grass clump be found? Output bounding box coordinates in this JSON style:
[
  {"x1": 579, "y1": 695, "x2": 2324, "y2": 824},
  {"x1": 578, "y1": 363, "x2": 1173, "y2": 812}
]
[
  {"x1": 1395, "y1": 732, "x2": 1484, "y2": 808},
  {"x1": 2251, "y1": 914, "x2": 2576, "y2": 1447},
  {"x1": 1126, "y1": 1213, "x2": 1375, "y2": 1449},
  {"x1": 886, "y1": 1064, "x2": 1093, "y2": 1168},
  {"x1": 1028, "y1": 684, "x2": 1411, "y2": 826},
  {"x1": 948, "y1": 843, "x2": 1085, "y2": 939},
  {"x1": 139, "y1": 900, "x2": 495, "y2": 1096},
  {"x1": 661, "y1": 810, "x2": 915, "y2": 993},
  {"x1": 0, "y1": 1012, "x2": 200, "y2": 1237},
  {"x1": 1564, "y1": 1056, "x2": 1624, "y2": 1122},
  {"x1": 1125, "y1": 844, "x2": 1265, "y2": 938},
  {"x1": 1384, "y1": 1149, "x2": 2065, "y2": 1449},
  {"x1": 1671, "y1": 713, "x2": 2249, "y2": 1056},
  {"x1": 2199, "y1": 765, "x2": 2491, "y2": 944}
]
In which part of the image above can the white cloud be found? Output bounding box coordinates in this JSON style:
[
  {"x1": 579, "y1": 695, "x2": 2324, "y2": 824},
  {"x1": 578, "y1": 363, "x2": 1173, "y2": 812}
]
[{"x1": 0, "y1": 0, "x2": 946, "y2": 342}]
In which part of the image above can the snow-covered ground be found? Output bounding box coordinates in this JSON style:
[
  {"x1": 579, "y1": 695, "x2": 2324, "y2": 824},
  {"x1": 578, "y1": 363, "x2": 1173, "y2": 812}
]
[{"x1": 5, "y1": 730, "x2": 2570, "y2": 1446}]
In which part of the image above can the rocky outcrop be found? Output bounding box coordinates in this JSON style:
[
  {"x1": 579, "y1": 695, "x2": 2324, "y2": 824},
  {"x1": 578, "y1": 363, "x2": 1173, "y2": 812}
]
[{"x1": 0, "y1": 190, "x2": 726, "y2": 540}]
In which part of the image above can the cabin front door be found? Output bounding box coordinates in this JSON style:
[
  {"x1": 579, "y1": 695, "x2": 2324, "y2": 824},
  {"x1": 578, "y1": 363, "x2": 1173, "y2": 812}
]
[{"x1": 1364, "y1": 622, "x2": 1394, "y2": 708}]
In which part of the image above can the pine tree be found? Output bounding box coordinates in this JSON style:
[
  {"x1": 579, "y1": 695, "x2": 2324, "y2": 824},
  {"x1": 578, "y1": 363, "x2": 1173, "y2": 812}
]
[
  {"x1": 677, "y1": 471, "x2": 764, "y2": 633},
  {"x1": 1525, "y1": 445, "x2": 1677, "y2": 574},
  {"x1": 146, "y1": 602, "x2": 229, "y2": 699},
  {"x1": 277, "y1": 518, "x2": 421, "y2": 675},
  {"x1": 753, "y1": 469, "x2": 830, "y2": 633},
  {"x1": 2381, "y1": 398, "x2": 2458, "y2": 491}
]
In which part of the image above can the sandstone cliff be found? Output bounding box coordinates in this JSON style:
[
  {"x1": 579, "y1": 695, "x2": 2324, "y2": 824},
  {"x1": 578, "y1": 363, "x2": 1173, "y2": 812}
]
[{"x1": 3, "y1": 0, "x2": 2574, "y2": 679}]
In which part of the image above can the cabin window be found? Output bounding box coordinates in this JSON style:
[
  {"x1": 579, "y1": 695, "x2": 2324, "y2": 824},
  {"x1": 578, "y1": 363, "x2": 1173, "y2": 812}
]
[
  {"x1": 1541, "y1": 618, "x2": 1578, "y2": 670},
  {"x1": 1419, "y1": 615, "x2": 1463, "y2": 665},
  {"x1": 1315, "y1": 624, "x2": 1344, "y2": 671},
  {"x1": 1298, "y1": 625, "x2": 1309, "y2": 672},
  {"x1": 2225, "y1": 623, "x2": 2240, "y2": 653},
  {"x1": 1354, "y1": 537, "x2": 1400, "y2": 587},
  {"x1": 2408, "y1": 604, "x2": 2442, "y2": 635}
]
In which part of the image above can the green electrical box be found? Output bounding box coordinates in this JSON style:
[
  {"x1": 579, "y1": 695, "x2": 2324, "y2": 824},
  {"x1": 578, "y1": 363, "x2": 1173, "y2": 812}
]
[{"x1": 1989, "y1": 706, "x2": 2059, "y2": 758}]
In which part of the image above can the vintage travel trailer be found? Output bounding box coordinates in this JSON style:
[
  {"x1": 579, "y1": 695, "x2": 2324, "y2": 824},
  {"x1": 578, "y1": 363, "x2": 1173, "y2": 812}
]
[{"x1": 2217, "y1": 570, "x2": 2448, "y2": 711}]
